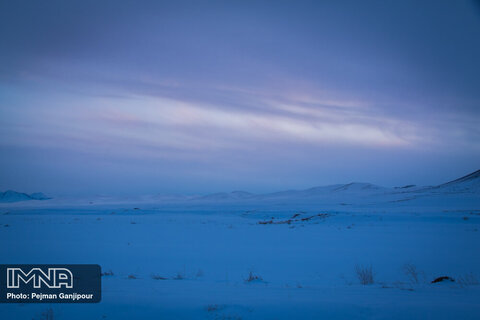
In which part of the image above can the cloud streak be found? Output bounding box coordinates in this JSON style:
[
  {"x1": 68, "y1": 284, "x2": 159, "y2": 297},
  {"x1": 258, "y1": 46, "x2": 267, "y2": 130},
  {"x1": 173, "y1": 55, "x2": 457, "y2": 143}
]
[{"x1": 0, "y1": 0, "x2": 479, "y2": 194}]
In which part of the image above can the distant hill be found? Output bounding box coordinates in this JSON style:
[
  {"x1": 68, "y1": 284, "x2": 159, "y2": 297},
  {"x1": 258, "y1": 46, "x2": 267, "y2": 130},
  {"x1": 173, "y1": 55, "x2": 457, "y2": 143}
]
[
  {"x1": 0, "y1": 190, "x2": 51, "y2": 203},
  {"x1": 194, "y1": 170, "x2": 480, "y2": 203},
  {"x1": 194, "y1": 182, "x2": 390, "y2": 203},
  {"x1": 430, "y1": 169, "x2": 480, "y2": 193},
  {"x1": 440, "y1": 169, "x2": 480, "y2": 186},
  {"x1": 200, "y1": 191, "x2": 255, "y2": 201}
]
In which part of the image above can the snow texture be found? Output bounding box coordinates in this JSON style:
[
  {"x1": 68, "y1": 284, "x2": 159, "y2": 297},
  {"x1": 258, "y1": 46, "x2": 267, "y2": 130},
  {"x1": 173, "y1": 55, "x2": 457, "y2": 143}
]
[{"x1": 0, "y1": 170, "x2": 479, "y2": 319}]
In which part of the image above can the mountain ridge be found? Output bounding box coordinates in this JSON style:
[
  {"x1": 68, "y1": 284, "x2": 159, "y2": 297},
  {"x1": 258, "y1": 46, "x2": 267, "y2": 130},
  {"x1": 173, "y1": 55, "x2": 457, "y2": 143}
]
[
  {"x1": 198, "y1": 169, "x2": 480, "y2": 201},
  {"x1": 0, "y1": 190, "x2": 51, "y2": 203}
]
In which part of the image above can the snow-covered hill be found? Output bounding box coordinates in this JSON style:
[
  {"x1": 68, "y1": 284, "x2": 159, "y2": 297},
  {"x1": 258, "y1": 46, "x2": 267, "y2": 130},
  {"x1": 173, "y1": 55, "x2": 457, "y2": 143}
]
[
  {"x1": 430, "y1": 169, "x2": 480, "y2": 194},
  {"x1": 200, "y1": 191, "x2": 255, "y2": 201},
  {"x1": 194, "y1": 170, "x2": 480, "y2": 203},
  {"x1": 0, "y1": 190, "x2": 50, "y2": 203},
  {"x1": 0, "y1": 171, "x2": 479, "y2": 320},
  {"x1": 1, "y1": 170, "x2": 478, "y2": 210}
]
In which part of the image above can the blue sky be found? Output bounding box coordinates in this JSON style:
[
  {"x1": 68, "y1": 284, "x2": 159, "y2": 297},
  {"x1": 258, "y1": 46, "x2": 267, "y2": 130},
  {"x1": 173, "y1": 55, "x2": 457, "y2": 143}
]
[{"x1": 0, "y1": 0, "x2": 479, "y2": 195}]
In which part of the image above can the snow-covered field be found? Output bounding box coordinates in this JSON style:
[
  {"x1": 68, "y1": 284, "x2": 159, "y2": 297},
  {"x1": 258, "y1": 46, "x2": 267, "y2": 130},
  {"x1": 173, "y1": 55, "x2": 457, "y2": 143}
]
[{"x1": 1, "y1": 171, "x2": 479, "y2": 319}]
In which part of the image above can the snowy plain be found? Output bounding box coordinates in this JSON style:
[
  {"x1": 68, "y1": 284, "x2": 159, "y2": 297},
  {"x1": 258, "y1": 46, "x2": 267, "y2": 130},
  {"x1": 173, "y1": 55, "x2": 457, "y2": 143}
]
[{"x1": 0, "y1": 171, "x2": 479, "y2": 319}]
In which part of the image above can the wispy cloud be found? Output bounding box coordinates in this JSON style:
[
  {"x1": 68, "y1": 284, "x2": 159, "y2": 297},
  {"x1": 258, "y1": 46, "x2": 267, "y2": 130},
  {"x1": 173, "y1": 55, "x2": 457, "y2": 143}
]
[
  {"x1": 1, "y1": 0, "x2": 479, "y2": 194},
  {"x1": 39, "y1": 93, "x2": 421, "y2": 153}
]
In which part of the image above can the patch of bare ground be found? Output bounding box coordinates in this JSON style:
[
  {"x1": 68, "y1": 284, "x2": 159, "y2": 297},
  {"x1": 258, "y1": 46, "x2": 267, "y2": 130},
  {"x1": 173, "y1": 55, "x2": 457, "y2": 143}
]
[{"x1": 258, "y1": 213, "x2": 330, "y2": 225}]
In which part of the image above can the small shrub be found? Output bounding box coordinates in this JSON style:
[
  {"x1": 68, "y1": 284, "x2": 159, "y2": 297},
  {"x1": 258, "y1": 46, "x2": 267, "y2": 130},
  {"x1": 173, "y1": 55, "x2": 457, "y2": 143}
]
[
  {"x1": 101, "y1": 270, "x2": 114, "y2": 277},
  {"x1": 206, "y1": 304, "x2": 223, "y2": 312},
  {"x1": 355, "y1": 264, "x2": 374, "y2": 285},
  {"x1": 403, "y1": 263, "x2": 420, "y2": 284},
  {"x1": 41, "y1": 308, "x2": 54, "y2": 320},
  {"x1": 457, "y1": 273, "x2": 479, "y2": 287},
  {"x1": 245, "y1": 271, "x2": 263, "y2": 282},
  {"x1": 174, "y1": 271, "x2": 185, "y2": 280}
]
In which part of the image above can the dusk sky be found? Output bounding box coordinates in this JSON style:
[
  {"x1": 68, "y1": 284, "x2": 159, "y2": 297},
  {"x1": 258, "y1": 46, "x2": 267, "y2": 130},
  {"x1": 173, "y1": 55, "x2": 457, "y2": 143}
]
[{"x1": 1, "y1": 0, "x2": 479, "y2": 195}]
